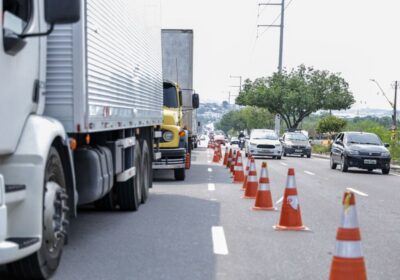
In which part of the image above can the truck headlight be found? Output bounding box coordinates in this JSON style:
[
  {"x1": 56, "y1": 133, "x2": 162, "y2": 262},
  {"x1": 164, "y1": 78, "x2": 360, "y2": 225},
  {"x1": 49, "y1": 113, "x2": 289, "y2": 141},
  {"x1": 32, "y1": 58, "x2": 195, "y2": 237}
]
[{"x1": 163, "y1": 131, "x2": 174, "y2": 142}]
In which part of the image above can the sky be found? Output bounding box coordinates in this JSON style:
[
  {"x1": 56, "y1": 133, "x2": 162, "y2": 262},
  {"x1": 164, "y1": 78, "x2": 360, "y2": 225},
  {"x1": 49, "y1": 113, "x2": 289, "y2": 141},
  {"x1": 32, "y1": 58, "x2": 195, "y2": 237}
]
[{"x1": 160, "y1": 0, "x2": 400, "y2": 110}]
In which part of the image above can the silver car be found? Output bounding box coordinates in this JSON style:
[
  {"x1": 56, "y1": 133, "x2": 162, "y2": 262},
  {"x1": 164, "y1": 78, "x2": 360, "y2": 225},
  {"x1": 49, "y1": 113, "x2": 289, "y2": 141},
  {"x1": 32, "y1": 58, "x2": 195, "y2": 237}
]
[{"x1": 245, "y1": 129, "x2": 283, "y2": 159}]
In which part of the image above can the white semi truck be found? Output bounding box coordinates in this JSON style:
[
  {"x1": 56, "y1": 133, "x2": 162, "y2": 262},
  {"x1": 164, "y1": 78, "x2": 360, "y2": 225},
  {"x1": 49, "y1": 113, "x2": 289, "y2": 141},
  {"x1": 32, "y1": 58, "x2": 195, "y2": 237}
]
[{"x1": 0, "y1": 0, "x2": 163, "y2": 278}]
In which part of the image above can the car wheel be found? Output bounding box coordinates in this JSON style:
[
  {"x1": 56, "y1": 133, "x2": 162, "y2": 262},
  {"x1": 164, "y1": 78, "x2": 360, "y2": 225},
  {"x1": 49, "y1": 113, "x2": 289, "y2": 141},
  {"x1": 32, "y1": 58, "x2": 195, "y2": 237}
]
[
  {"x1": 330, "y1": 155, "x2": 337, "y2": 169},
  {"x1": 307, "y1": 154, "x2": 311, "y2": 158},
  {"x1": 283, "y1": 153, "x2": 287, "y2": 157},
  {"x1": 301, "y1": 154, "x2": 304, "y2": 158},
  {"x1": 340, "y1": 156, "x2": 348, "y2": 172},
  {"x1": 277, "y1": 156, "x2": 282, "y2": 160},
  {"x1": 272, "y1": 156, "x2": 276, "y2": 159},
  {"x1": 382, "y1": 168, "x2": 390, "y2": 175}
]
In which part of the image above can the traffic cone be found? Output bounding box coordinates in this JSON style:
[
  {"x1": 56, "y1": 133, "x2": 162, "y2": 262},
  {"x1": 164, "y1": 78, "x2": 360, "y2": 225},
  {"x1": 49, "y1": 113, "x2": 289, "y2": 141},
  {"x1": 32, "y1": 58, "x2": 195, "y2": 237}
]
[
  {"x1": 241, "y1": 155, "x2": 251, "y2": 191},
  {"x1": 252, "y1": 162, "x2": 276, "y2": 211},
  {"x1": 233, "y1": 152, "x2": 245, "y2": 183},
  {"x1": 223, "y1": 147, "x2": 229, "y2": 166},
  {"x1": 273, "y1": 168, "x2": 309, "y2": 231},
  {"x1": 185, "y1": 152, "x2": 191, "y2": 169},
  {"x1": 212, "y1": 146, "x2": 219, "y2": 163},
  {"x1": 329, "y1": 191, "x2": 367, "y2": 280},
  {"x1": 226, "y1": 149, "x2": 233, "y2": 169},
  {"x1": 230, "y1": 150, "x2": 237, "y2": 174},
  {"x1": 242, "y1": 158, "x2": 258, "y2": 199},
  {"x1": 217, "y1": 144, "x2": 222, "y2": 162}
]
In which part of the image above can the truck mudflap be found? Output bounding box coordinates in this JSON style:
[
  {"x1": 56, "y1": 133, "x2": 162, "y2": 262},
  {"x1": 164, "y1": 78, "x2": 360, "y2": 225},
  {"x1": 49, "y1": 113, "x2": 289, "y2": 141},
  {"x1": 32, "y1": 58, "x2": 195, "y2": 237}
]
[{"x1": 152, "y1": 148, "x2": 186, "y2": 169}]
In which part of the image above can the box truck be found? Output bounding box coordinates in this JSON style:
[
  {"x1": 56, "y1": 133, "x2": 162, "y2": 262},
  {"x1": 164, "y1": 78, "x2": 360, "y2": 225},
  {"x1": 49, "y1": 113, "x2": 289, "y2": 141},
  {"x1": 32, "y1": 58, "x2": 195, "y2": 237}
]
[
  {"x1": 0, "y1": 0, "x2": 162, "y2": 278},
  {"x1": 153, "y1": 29, "x2": 199, "y2": 180}
]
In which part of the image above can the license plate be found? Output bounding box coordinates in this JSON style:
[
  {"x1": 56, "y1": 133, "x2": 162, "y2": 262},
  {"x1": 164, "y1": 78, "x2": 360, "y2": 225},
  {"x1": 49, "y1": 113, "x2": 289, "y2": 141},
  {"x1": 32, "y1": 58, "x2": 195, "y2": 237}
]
[
  {"x1": 261, "y1": 149, "x2": 272, "y2": 152},
  {"x1": 364, "y1": 159, "x2": 376, "y2": 164},
  {"x1": 295, "y1": 149, "x2": 302, "y2": 152}
]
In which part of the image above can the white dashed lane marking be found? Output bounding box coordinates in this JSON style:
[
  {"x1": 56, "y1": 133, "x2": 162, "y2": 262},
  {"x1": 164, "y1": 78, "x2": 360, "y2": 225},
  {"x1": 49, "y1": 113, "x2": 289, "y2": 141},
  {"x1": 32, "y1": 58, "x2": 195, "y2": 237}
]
[
  {"x1": 211, "y1": 226, "x2": 229, "y2": 255},
  {"x1": 208, "y1": 183, "x2": 215, "y2": 191},
  {"x1": 280, "y1": 162, "x2": 288, "y2": 166},
  {"x1": 208, "y1": 168, "x2": 213, "y2": 172},
  {"x1": 304, "y1": 171, "x2": 315, "y2": 176},
  {"x1": 346, "y1": 187, "x2": 368, "y2": 197}
]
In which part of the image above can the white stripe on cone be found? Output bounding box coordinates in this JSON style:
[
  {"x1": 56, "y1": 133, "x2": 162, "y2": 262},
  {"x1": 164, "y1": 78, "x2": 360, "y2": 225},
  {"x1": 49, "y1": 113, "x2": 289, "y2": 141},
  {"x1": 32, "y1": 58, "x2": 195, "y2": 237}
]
[
  {"x1": 340, "y1": 205, "x2": 359, "y2": 229},
  {"x1": 334, "y1": 241, "x2": 363, "y2": 258},
  {"x1": 258, "y1": 183, "x2": 270, "y2": 191},
  {"x1": 248, "y1": 176, "x2": 257, "y2": 182},
  {"x1": 286, "y1": 175, "x2": 296, "y2": 189}
]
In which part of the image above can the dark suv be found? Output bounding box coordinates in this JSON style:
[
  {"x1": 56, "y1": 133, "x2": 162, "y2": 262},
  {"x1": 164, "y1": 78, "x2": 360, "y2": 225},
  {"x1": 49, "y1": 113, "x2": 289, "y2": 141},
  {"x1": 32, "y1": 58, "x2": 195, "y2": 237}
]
[{"x1": 330, "y1": 132, "x2": 391, "y2": 174}]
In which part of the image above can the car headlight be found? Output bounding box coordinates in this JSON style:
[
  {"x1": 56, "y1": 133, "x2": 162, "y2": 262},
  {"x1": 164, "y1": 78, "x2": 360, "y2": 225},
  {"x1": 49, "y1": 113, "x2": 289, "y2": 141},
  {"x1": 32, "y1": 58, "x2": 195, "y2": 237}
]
[
  {"x1": 275, "y1": 143, "x2": 281, "y2": 147},
  {"x1": 249, "y1": 142, "x2": 256, "y2": 146},
  {"x1": 347, "y1": 149, "x2": 360, "y2": 155},
  {"x1": 381, "y1": 151, "x2": 390, "y2": 157},
  {"x1": 163, "y1": 131, "x2": 174, "y2": 142}
]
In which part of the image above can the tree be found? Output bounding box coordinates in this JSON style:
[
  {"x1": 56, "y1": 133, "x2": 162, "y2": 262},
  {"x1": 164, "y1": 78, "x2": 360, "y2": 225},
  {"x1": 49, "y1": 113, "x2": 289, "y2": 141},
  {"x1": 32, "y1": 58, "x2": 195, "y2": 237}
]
[
  {"x1": 317, "y1": 116, "x2": 347, "y2": 136},
  {"x1": 236, "y1": 65, "x2": 355, "y2": 129},
  {"x1": 214, "y1": 107, "x2": 274, "y2": 135}
]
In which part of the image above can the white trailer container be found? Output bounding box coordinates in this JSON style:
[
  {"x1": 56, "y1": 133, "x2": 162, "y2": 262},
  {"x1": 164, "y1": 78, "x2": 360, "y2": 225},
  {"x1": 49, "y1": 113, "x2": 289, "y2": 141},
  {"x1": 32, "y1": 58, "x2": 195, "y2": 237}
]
[
  {"x1": 0, "y1": 0, "x2": 162, "y2": 278},
  {"x1": 161, "y1": 29, "x2": 199, "y2": 149}
]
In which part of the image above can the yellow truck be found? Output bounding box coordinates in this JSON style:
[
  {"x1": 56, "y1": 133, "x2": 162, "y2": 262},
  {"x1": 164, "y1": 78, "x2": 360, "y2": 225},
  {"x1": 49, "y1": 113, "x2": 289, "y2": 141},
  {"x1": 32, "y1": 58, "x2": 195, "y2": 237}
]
[
  {"x1": 153, "y1": 29, "x2": 200, "y2": 181},
  {"x1": 152, "y1": 81, "x2": 199, "y2": 180}
]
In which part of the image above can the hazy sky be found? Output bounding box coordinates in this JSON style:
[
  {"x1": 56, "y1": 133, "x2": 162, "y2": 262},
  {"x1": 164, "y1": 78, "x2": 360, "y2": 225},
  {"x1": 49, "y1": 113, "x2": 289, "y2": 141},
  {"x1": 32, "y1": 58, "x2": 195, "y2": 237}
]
[{"x1": 161, "y1": 0, "x2": 400, "y2": 110}]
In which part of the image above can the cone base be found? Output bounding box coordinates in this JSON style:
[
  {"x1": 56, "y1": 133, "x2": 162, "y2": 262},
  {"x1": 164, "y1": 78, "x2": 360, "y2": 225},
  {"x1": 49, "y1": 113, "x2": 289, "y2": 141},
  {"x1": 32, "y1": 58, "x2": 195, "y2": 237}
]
[
  {"x1": 273, "y1": 225, "x2": 310, "y2": 231},
  {"x1": 242, "y1": 195, "x2": 256, "y2": 199},
  {"x1": 252, "y1": 206, "x2": 277, "y2": 211},
  {"x1": 329, "y1": 257, "x2": 367, "y2": 280}
]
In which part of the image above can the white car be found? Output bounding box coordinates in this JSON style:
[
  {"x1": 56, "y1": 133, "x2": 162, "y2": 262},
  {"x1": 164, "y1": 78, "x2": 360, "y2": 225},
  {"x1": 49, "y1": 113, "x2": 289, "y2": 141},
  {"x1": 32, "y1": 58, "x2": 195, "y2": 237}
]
[{"x1": 245, "y1": 129, "x2": 283, "y2": 159}]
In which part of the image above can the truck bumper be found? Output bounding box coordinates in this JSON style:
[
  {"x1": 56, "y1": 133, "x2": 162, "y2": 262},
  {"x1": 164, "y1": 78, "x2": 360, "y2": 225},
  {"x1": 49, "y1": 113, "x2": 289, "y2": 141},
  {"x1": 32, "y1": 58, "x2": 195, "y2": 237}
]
[{"x1": 152, "y1": 148, "x2": 186, "y2": 169}]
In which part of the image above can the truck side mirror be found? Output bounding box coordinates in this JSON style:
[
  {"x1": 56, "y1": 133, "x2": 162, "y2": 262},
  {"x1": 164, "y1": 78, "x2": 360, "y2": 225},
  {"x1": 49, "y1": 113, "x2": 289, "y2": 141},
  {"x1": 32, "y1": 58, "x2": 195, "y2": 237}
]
[
  {"x1": 192, "y1": 93, "x2": 200, "y2": 109},
  {"x1": 45, "y1": 0, "x2": 81, "y2": 24},
  {"x1": 178, "y1": 90, "x2": 183, "y2": 106}
]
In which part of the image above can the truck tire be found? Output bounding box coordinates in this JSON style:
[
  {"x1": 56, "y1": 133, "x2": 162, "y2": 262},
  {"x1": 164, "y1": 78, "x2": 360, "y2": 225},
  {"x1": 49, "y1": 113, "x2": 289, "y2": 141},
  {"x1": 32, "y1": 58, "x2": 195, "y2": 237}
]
[
  {"x1": 8, "y1": 147, "x2": 68, "y2": 279},
  {"x1": 174, "y1": 168, "x2": 185, "y2": 181},
  {"x1": 117, "y1": 141, "x2": 141, "y2": 211},
  {"x1": 140, "y1": 141, "x2": 150, "y2": 204},
  {"x1": 94, "y1": 191, "x2": 115, "y2": 211}
]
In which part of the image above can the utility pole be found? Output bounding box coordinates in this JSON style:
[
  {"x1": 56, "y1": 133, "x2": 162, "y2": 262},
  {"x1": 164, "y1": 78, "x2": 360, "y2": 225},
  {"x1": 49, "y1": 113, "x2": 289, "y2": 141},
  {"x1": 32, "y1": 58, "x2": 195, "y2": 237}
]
[
  {"x1": 392, "y1": 81, "x2": 398, "y2": 131},
  {"x1": 230, "y1": 75, "x2": 242, "y2": 94},
  {"x1": 258, "y1": 0, "x2": 285, "y2": 135}
]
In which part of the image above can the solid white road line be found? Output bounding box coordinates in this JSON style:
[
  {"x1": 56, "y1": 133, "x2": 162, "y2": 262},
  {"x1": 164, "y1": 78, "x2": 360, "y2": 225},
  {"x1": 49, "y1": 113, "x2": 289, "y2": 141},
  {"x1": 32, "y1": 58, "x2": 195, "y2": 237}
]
[
  {"x1": 304, "y1": 171, "x2": 315, "y2": 176},
  {"x1": 211, "y1": 226, "x2": 229, "y2": 255},
  {"x1": 280, "y1": 162, "x2": 288, "y2": 166},
  {"x1": 208, "y1": 168, "x2": 213, "y2": 172},
  {"x1": 208, "y1": 183, "x2": 216, "y2": 191},
  {"x1": 346, "y1": 187, "x2": 369, "y2": 197},
  {"x1": 276, "y1": 196, "x2": 283, "y2": 205}
]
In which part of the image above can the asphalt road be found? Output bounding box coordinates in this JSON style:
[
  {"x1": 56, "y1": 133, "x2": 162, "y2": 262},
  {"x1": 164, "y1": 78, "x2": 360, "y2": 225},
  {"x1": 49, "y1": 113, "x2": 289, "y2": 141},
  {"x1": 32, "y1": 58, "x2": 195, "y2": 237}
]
[{"x1": 1, "y1": 142, "x2": 399, "y2": 279}]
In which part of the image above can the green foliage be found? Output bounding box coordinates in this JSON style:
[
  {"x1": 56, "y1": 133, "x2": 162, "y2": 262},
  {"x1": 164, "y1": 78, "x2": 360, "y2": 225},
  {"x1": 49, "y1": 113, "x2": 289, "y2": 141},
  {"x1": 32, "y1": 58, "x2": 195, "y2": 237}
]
[
  {"x1": 312, "y1": 144, "x2": 331, "y2": 154},
  {"x1": 236, "y1": 65, "x2": 355, "y2": 129},
  {"x1": 214, "y1": 106, "x2": 274, "y2": 135},
  {"x1": 317, "y1": 116, "x2": 347, "y2": 135}
]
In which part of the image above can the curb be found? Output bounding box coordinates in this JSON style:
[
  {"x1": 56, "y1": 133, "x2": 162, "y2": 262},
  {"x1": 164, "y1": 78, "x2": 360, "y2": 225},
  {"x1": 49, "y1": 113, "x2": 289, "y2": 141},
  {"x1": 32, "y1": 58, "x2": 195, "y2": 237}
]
[{"x1": 312, "y1": 153, "x2": 400, "y2": 174}]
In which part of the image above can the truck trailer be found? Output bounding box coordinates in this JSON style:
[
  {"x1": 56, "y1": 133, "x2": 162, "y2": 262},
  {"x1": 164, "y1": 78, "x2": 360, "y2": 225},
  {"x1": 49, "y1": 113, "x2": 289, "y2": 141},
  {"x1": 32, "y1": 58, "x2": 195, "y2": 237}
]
[{"x1": 0, "y1": 0, "x2": 162, "y2": 278}]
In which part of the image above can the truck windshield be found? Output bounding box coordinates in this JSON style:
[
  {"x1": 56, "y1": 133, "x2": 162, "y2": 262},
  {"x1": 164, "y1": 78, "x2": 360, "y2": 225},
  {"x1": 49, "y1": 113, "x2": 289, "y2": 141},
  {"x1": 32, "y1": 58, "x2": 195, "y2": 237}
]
[{"x1": 163, "y1": 85, "x2": 179, "y2": 108}]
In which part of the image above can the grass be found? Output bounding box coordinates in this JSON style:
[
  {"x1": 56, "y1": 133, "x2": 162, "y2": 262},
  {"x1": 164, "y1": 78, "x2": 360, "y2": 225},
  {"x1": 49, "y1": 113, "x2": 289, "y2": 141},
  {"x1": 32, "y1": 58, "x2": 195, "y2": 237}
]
[{"x1": 312, "y1": 144, "x2": 331, "y2": 154}]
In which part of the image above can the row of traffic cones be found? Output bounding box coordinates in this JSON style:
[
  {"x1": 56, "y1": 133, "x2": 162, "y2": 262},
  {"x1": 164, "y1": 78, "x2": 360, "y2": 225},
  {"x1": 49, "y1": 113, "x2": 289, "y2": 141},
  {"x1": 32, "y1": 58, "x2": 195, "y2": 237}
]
[{"x1": 219, "y1": 147, "x2": 367, "y2": 279}]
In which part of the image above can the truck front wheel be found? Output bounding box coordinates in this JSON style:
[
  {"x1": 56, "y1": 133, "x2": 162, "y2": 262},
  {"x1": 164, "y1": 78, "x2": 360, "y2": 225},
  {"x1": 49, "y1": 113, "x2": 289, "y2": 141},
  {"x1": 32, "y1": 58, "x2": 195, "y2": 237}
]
[
  {"x1": 8, "y1": 147, "x2": 68, "y2": 279},
  {"x1": 174, "y1": 168, "x2": 185, "y2": 181}
]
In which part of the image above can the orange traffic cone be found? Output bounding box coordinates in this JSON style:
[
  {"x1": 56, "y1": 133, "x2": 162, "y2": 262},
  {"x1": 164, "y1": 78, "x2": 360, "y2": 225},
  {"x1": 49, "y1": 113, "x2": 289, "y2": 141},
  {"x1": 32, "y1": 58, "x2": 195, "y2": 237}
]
[
  {"x1": 217, "y1": 144, "x2": 222, "y2": 162},
  {"x1": 185, "y1": 152, "x2": 191, "y2": 169},
  {"x1": 213, "y1": 145, "x2": 220, "y2": 163},
  {"x1": 329, "y1": 191, "x2": 367, "y2": 280},
  {"x1": 226, "y1": 149, "x2": 233, "y2": 169},
  {"x1": 252, "y1": 162, "x2": 276, "y2": 211},
  {"x1": 223, "y1": 147, "x2": 229, "y2": 166},
  {"x1": 242, "y1": 158, "x2": 258, "y2": 199},
  {"x1": 233, "y1": 152, "x2": 245, "y2": 183},
  {"x1": 273, "y1": 168, "x2": 309, "y2": 231},
  {"x1": 241, "y1": 155, "x2": 251, "y2": 191},
  {"x1": 230, "y1": 150, "x2": 237, "y2": 174}
]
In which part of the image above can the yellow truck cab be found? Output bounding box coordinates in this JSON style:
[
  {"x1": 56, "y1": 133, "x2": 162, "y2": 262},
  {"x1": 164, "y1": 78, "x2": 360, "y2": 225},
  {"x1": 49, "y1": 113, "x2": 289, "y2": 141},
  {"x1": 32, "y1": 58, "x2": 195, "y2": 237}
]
[{"x1": 152, "y1": 80, "x2": 188, "y2": 180}]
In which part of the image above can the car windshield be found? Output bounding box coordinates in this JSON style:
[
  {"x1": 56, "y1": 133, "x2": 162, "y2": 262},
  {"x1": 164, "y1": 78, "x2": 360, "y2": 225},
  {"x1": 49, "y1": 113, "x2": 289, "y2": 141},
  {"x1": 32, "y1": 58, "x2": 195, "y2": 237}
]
[
  {"x1": 251, "y1": 131, "x2": 278, "y2": 140},
  {"x1": 286, "y1": 133, "x2": 308, "y2": 141},
  {"x1": 346, "y1": 133, "x2": 382, "y2": 145}
]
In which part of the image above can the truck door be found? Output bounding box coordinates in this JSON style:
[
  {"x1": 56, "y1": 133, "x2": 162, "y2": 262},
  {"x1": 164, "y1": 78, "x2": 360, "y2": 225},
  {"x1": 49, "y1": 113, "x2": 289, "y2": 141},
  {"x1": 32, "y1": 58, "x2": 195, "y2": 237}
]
[{"x1": 0, "y1": 0, "x2": 40, "y2": 154}]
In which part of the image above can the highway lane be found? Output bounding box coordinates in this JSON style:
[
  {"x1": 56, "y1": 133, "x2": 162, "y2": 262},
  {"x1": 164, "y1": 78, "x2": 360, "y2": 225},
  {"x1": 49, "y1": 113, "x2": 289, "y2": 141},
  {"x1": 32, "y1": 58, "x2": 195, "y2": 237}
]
[{"x1": 1, "y1": 144, "x2": 399, "y2": 279}]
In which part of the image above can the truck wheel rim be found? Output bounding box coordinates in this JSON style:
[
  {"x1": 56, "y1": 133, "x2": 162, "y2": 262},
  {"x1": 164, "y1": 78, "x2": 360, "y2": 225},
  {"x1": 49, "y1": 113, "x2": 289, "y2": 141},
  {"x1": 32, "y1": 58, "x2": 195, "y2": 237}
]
[{"x1": 43, "y1": 182, "x2": 67, "y2": 256}]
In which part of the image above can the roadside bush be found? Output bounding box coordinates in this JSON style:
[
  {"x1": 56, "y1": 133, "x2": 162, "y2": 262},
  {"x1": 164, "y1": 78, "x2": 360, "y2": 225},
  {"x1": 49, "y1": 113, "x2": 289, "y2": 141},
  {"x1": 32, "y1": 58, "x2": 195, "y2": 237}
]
[{"x1": 312, "y1": 144, "x2": 331, "y2": 154}]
